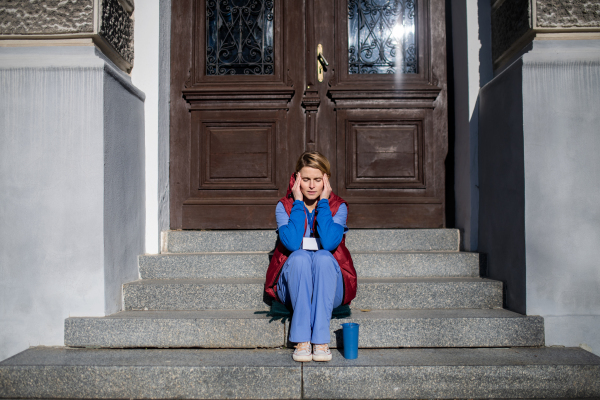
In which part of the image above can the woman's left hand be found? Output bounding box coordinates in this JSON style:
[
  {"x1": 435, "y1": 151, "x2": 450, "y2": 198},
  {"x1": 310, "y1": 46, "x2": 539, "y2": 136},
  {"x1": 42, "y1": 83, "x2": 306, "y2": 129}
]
[{"x1": 320, "y1": 174, "x2": 332, "y2": 200}]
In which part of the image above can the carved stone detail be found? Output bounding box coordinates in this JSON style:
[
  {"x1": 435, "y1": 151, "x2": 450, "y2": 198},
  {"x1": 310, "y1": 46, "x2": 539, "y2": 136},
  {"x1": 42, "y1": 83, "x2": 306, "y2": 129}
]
[
  {"x1": 0, "y1": 0, "x2": 134, "y2": 72},
  {"x1": 118, "y1": 0, "x2": 134, "y2": 14},
  {"x1": 99, "y1": 0, "x2": 134, "y2": 65},
  {"x1": 0, "y1": 0, "x2": 94, "y2": 34},
  {"x1": 537, "y1": 0, "x2": 600, "y2": 27},
  {"x1": 491, "y1": 0, "x2": 531, "y2": 63},
  {"x1": 491, "y1": 0, "x2": 600, "y2": 67}
]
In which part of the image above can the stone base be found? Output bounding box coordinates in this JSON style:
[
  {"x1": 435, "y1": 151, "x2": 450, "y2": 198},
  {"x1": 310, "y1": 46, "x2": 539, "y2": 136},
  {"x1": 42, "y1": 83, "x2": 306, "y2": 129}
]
[{"x1": 2, "y1": 347, "x2": 598, "y2": 399}]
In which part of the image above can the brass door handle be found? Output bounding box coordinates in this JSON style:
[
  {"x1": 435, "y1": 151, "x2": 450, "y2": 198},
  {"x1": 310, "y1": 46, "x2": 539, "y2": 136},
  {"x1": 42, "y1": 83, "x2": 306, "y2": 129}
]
[{"x1": 318, "y1": 52, "x2": 329, "y2": 68}]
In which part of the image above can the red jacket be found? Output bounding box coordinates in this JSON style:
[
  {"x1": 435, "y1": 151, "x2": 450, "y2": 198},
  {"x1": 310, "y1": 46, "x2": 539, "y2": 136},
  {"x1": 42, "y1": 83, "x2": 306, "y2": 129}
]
[{"x1": 264, "y1": 174, "x2": 357, "y2": 305}]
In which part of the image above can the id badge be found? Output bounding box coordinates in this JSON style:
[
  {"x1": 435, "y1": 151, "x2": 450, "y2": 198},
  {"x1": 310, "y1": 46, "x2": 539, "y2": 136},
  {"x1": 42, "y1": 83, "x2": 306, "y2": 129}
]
[{"x1": 302, "y1": 237, "x2": 321, "y2": 250}]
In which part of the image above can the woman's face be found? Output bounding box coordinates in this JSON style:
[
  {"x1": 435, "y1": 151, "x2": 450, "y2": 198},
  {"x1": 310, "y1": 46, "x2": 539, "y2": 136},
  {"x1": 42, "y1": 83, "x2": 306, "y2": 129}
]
[{"x1": 298, "y1": 166, "x2": 324, "y2": 201}]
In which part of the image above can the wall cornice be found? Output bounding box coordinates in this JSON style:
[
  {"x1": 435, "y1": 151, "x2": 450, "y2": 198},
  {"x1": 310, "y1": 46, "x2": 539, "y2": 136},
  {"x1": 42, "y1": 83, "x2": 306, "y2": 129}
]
[
  {"x1": 0, "y1": 0, "x2": 134, "y2": 72},
  {"x1": 491, "y1": 0, "x2": 600, "y2": 70}
]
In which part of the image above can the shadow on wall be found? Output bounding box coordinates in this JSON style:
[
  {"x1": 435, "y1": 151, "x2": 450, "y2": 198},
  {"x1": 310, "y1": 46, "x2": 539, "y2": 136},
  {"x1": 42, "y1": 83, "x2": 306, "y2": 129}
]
[{"x1": 478, "y1": 59, "x2": 526, "y2": 315}]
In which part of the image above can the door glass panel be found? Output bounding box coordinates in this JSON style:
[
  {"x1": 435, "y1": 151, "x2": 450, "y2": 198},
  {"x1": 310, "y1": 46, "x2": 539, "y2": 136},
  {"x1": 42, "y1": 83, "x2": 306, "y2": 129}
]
[
  {"x1": 348, "y1": 0, "x2": 416, "y2": 74},
  {"x1": 206, "y1": 0, "x2": 274, "y2": 75}
]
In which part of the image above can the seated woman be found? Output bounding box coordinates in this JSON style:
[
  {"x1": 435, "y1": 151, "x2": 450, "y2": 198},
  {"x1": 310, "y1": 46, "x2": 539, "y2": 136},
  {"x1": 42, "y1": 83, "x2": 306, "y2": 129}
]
[{"x1": 265, "y1": 151, "x2": 357, "y2": 362}]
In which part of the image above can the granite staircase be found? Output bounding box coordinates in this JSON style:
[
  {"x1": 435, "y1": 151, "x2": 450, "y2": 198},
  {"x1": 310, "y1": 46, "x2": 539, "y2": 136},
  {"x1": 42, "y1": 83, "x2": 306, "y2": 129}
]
[{"x1": 1, "y1": 229, "x2": 599, "y2": 399}]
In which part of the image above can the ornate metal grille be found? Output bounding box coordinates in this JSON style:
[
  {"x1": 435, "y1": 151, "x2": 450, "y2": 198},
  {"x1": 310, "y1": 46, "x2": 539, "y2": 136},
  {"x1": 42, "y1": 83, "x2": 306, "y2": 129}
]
[
  {"x1": 348, "y1": 0, "x2": 417, "y2": 74},
  {"x1": 206, "y1": 0, "x2": 274, "y2": 75}
]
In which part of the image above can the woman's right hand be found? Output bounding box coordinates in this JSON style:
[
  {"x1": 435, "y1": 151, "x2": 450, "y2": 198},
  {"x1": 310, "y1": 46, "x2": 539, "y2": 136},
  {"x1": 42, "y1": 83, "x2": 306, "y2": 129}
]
[{"x1": 292, "y1": 172, "x2": 303, "y2": 201}]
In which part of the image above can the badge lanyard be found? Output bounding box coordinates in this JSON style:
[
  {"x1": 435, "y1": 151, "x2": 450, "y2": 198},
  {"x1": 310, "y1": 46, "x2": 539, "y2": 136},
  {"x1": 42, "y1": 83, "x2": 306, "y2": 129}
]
[{"x1": 303, "y1": 206, "x2": 316, "y2": 238}]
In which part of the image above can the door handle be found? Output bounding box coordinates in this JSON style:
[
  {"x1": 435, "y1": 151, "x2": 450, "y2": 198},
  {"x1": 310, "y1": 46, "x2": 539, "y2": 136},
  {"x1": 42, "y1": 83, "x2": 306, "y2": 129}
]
[
  {"x1": 317, "y1": 44, "x2": 328, "y2": 82},
  {"x1": 318, "y1": 52, "x2": 329, "y2": 68}
]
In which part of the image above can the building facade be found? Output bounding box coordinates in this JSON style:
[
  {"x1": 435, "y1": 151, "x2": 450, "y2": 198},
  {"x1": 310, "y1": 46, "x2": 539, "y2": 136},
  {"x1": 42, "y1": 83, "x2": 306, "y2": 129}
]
[{"x1": 1, "y1": 0, "x2": 599, "y2": 362}]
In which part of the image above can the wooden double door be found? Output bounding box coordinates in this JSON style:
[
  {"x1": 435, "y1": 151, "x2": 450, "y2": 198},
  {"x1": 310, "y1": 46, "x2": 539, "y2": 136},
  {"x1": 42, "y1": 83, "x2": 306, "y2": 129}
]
[{"x1": 170, "y1": 0, "x2": 447, "y2": 229}]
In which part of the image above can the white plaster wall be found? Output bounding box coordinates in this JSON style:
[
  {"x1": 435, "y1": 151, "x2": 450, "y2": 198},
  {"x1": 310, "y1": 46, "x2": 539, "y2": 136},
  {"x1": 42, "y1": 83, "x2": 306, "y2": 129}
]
[
  {"x1": 0, "y1": 46, "x2": 146, "y2": 361},
  {"x1": 0, "y1": 47, "x2": 106, "y2": 361},
  {"x1": 523, "y1": 41, "x2": 600, "y2": 356},
  {"x1": 132, "y1": 0, "x2": 161, "y2": 254}
]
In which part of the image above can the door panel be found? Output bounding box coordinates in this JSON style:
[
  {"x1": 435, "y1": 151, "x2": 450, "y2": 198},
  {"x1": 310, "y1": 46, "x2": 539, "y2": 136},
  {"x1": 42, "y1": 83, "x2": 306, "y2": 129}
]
[
  {"x1": 170, "y1": 0, "x2": 447, "y2": 229},
  {"x1": 336, "y1": 108, "x2": 444, "y2": 227},
  {"x1": 336, "y1": 108, "x2": 434, "y2": 192},
  {"x1": 184, "y1": 107, "x2": 291, "y2": 229},
  {"x1": 193, "y1": 111, "x2": 283, "y2": 190},
  {"x1": 346, "y1": 120, "x2": 423, "y2": 183}
]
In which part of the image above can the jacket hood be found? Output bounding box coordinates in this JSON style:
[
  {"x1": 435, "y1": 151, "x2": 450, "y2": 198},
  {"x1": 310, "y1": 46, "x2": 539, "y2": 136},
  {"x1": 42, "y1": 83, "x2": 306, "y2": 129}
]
[{"x1": 285, "y1": 173, "x2": 296, "y2": 198}]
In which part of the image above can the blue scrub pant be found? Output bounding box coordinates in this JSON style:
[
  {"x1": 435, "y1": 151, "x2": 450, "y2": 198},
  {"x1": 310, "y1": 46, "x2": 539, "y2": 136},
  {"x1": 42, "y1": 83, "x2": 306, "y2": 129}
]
[{"x1": 277, "y1": 249, "x2": 344, "y2": 344}]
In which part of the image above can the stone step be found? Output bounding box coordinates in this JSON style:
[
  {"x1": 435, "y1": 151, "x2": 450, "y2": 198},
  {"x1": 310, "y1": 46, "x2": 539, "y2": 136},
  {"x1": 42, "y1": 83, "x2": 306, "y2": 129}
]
[
  {"x1": 2, "y1": 347, "x2": 599, "y2": 399},
  {"x1": 139, "y1": 251, "x2": 480, "y2": 279},
  {"x1": 328, "y1": 309, "x2": 544, "y2": 348},
  {"x1": 162, "y1": 229, "x2": 460, "y2": 253},
  {"x1": 64, "y1": 309, "x2": 544, "y2": 349},
  {"x1": 303, "y1": 347, "x2": 600, "y2": 399},
  {"x1": 123, "y1": 278, "x2": 270, "y2": 311},
  {"x1": 123, "y1": 277, "x2": 503, "y2": 311},
  {"x1": 352, "y1": 277, "x2": 502, "y2": 310},
  {"x1": 347, "y1": 229, "x2": 460, "y2": 252},
  {"x1": 0, "y1": 347, "x2": 300, "y2": 400},
  {"x1": 65, "y1": 310, "x2": 287, "y2": 349}
]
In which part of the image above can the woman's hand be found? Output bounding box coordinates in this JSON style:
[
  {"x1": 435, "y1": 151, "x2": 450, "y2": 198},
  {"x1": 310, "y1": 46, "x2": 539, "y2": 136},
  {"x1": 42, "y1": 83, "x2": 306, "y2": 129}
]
[
  {"x1": 320, "y1": 174, "x2": 332, "y2": 200},
  {"x1": 292, "y1": 172, "x2": 303, "y2": 201}
]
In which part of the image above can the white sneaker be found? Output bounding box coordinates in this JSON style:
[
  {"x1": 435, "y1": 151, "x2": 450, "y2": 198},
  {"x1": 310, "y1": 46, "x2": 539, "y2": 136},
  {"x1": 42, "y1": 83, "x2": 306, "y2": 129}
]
[
  {"x1": 293, "y1": 341, "x2": 312, "y2": 362},
  {"x1": 312, "y1": 343, "x2": 332, "y2": 362}
]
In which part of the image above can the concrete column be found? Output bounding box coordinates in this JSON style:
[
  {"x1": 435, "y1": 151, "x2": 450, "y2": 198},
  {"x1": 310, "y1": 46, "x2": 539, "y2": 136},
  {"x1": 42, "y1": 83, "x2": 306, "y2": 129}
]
[
  {"x1": 0, "y1": 46, "x2": 145, "y2": 361},
  {"x1": 479, "y1": 40, "x2": 600, "y2": 356},
  {"x1": 481, "y1": 0, "x2": 600, "y2": 357}
]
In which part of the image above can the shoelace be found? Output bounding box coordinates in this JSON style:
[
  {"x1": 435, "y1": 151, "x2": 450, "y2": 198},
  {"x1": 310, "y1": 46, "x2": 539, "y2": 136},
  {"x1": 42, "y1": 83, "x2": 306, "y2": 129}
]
[
  {"x1": 295, "y1": 342, "x2": 311, "y2": 352},
  {"x1": 313, "y1": 344, "x2": 329, "y2": 353}
]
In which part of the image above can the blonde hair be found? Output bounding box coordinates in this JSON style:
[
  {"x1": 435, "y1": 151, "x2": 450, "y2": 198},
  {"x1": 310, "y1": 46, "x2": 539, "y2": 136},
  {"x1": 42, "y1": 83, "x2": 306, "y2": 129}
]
[{"x1": 295, "y1": 151, "x2": 331, "y2": 176}]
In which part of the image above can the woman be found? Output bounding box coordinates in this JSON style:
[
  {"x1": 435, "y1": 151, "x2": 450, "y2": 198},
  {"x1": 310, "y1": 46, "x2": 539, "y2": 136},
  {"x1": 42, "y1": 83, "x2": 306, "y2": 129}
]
[{"x1": 265, "y1": 151, "x2": 357, "y2": 362}]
